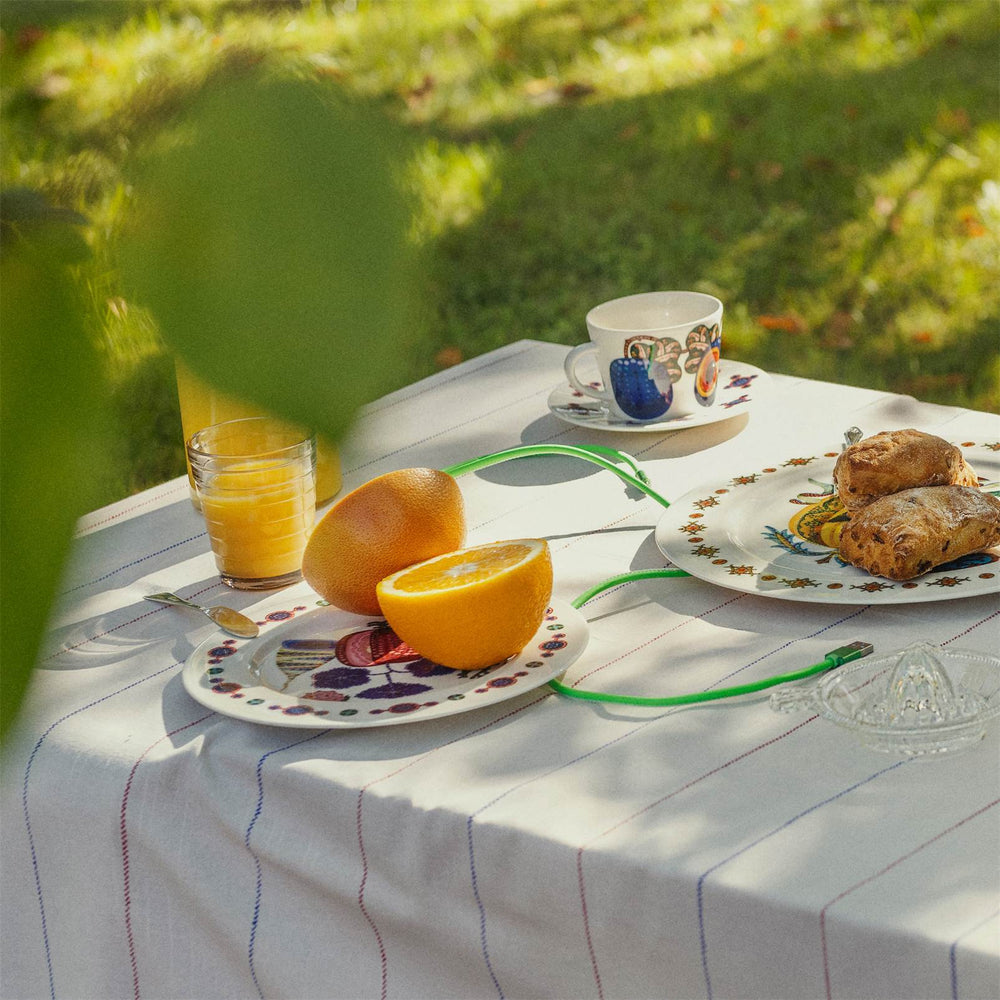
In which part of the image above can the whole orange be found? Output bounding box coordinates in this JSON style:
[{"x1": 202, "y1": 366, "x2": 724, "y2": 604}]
[{"x1": 302, "y1": 467, "x2": 465, "y2": 615}]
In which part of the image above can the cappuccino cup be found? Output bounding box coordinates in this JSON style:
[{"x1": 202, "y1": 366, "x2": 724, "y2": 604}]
[{"x1": 564, "y1": 291, "x2": 723, "y2": 422}]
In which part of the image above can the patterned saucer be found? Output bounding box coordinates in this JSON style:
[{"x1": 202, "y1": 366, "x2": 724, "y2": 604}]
[
  {"x1": 547, "y1": 361, "x2": 768, "y2": 433},
  {"x1": 182, "y1": 592, "x2": 589, "y2": 728}
]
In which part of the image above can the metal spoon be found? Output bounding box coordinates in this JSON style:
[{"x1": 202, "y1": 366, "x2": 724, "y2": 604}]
[{"x1": 144, "y1": 592, "x2": 260, "y2": 638}]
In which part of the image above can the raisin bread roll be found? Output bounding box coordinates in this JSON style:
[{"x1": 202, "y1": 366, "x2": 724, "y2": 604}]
[
  {"x1": 837, "y1": 485, "x2": 1000, "y2": 580},
  {"x1": 833, "y1": 429, "x2": 978, "y2": 512}
]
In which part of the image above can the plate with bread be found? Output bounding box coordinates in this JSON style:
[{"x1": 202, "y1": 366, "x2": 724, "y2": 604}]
[{"x1": 654, "y1": 429, "x2": 1000, "y2": 603}]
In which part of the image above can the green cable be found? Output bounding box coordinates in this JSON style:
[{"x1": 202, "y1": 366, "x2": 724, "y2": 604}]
[
  {"x1": 549, "y1": 570, "x2": 874, "y2": 706},
  {"x1": 443, "y1": 444, "x2": 671, "y2": 509},
  {"x1": 570, "y1": 568, "x2": 691, "y2": 608},
  {"x1": 441, "y1": 447, "x2": 872, "y2": 705}
]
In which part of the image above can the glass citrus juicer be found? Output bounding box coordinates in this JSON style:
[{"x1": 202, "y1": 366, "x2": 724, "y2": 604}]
[{"x1": 770, "y1": 642, "x2": 1000, "y2": 757}]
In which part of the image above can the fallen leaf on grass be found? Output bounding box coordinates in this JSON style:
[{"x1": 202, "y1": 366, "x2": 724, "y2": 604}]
[
  {"x1": 755, "y1": 161, "x2": 784, "y2": 182},
  {"x1": 403, "y1": 75, "x2": 436, "y2": 107},
  {"x1": 803, "y1": 155, "x2": 836, "y2": 173},
  {"x1": 756, "y1": 314, "x2": 805, "y2": 333},
  {"x1": 935, "y1": 107, "x2": 970, "y2": 137},
  {"x1": 560, "y1": 81, "x2": 596, "y2": 100},
  {"x1": 15, "y1": 25, "x2": 47, "y2": 52},
  {"x1": 435, "y1": 346, "x2": 463, "y2": 369},
  {"x1": 512, "y1": 128, "x2": 535, "y2": 150},
  {"x1": 823, "y1": 311, "x2": 855, "y2": 350},
  {"x1": 958, "y1": 210, "x2": 986, "y2": 237}
]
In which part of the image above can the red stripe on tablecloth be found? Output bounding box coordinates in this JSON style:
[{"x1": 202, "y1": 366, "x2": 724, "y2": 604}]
[
  {"x1": 577, "y1": 716, "x2": 817, "y2": 1000},
  {"x1": 569, "y1": 591, "x2": 744, "y2": 688},
  {"x1": 120, "y1": 714, "x2": 214, "y2": 1000},
  {"x1": 819, "y1": 798, "x2": 1000, "y2": 1000},
  {"x1": 75, "y1": 480, "x2": 190, "y2": 535},
  {"x1": 354, "y1": 692, "x2": 552, "y2": 1000},
  {"x1": 942, "y1": 608, "x2": 1000, "y2": 645}
]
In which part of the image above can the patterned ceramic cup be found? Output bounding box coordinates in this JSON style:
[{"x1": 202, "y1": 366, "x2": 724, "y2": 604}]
[{"x1": 564, "y1": 291, "x2": 723, "y2": 422}]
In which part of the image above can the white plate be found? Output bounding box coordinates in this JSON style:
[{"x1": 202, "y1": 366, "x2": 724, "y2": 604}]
[
  {"x1": 548, "y1": 361, "x2": 769, "y2": 432},
  {"x1": 182, "y1": 593, "x2": 589, "y2": 728},
  {"x1": 654, "y1": 442, "x2": 1000, "y2": 604}
]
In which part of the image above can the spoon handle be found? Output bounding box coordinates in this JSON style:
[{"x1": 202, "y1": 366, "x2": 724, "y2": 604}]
[{"x1": 144, "y1": 592, "x2": 201, "y2": 610}]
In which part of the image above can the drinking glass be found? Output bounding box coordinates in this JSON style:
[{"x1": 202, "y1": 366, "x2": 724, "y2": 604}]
[{"x1": 187, "y1": 417, "x2": 316, "y2": 590}]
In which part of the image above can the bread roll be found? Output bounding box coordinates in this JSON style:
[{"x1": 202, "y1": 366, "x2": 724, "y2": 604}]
[
  {"x1": 833, "y1": 429, "x2": 978, "y2": 512},
  {"x1": 837, "y1": 485, "x2": 1000, "y2": 580}
]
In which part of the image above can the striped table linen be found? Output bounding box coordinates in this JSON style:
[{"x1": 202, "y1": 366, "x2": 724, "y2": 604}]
[{"x1": 2, "y1": 340, "x2": 998, "y2": 1000}]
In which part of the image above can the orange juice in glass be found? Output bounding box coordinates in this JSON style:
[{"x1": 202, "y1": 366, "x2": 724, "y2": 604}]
[
  {"x1": 176, "y1": 360, "x2": 341, "y2": 506},
  {"x1": 187, "y1": 417, "x2": 316, "y2": 590}
]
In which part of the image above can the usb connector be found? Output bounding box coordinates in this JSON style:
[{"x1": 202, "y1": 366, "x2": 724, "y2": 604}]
[{"x1": 825, "y1": 641, "x2": 875, "y2": 666}]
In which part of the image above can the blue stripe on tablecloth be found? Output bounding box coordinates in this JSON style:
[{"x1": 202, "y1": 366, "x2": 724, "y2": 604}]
[
  {"x1": 120, "y1": 713, "x2": 216, "y2": 1000},
  {"x1": 572, "y1": 605, "x2": 871, "y2": 999},
  {"x1": 58, "y1": 532, "x2": 206, "y2": 594},
  {"x1": 819, "y1": 798, "x2": 1000, "y2": 1000},
  {"x1": 245, "y1": 732, "x2": 328, "y2": 1000},
  {"x1": 459, "y1": 597, "x2": 871, "y2": 999},
  {"x1": 21, "y1": 660, "x2": 185, "y2": 1000},
  {"x1": 465, "y1": 591, "x2": 749, "y2": 1000},
  {"x1": 352, "y1": 691, "x2": 553, "y2": 1000},
  {"x1": 696, "y1": 760, "x2": 906, "y2": 1000},
  {"x1": 22, "y1": 568, "x2": 223, "y2": 999}
]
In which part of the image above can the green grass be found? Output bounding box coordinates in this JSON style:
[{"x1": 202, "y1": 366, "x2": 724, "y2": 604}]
[{"x1": 3, "y1": 0, "x2": 998, "y2": 507}]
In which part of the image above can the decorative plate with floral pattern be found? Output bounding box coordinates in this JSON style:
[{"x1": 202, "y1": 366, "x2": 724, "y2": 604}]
[
  {"x1": 654, "y1": 442, "x2": 1000, "y2": 604},
  {"x1": 548, "y1": 361, "x2": 768, "y2": 432},
  {"x1": 182, "y1": 592, "x2": 589, "y2": 728}
]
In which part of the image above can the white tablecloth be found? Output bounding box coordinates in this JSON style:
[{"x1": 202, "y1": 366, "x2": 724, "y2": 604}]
[{"x1": 2, "y1": 340, "x2": 999, "y2": 1000}]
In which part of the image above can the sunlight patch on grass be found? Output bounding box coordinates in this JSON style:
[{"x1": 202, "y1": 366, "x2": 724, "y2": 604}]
[
  {"x1": 409, "y1": 137, "x2": 501, "y2": 241},
  {"x1": 3, "y1": 0, "x2": 996, "y2": 500}
]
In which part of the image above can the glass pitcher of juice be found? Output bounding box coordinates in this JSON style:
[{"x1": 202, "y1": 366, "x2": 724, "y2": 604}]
[{"x1": 175, "y1": 360, "x2": 341, "y2": 507}]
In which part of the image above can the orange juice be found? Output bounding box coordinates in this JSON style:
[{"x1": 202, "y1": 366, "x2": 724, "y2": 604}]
[
  {"x1": 176, "y1": 360, "x2": 341, "y2": 504},
  {"x1": 199, "y1": 461, "x2": 316, "y2": 584},
  {"x1": 188, "y1": 418, "x2": 317, "y2": 589}
]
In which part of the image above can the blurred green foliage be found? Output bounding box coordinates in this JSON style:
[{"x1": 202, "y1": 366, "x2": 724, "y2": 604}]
[
  {"x1": 1, "y1": 187, "x2": 110, "y2": 738},
  {"x1": 1, "y1": 53, "x2": 416, "y2": 739},
  {"x1": 118, "y1": 72, "x2": 417, "y2": 444}
]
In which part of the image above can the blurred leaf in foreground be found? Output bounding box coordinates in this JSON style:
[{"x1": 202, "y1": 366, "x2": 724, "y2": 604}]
[
  {"x1": 119, "y1": 71, "x2": 418, "y2": 445},
  {"x1": 1, "y1": 195, "x2": 110, "y2": 741}
]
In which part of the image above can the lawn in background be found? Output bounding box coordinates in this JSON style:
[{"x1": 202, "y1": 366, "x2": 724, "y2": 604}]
[{"x1": 3, "y1": 0, "x2": 998, "y2": 506}]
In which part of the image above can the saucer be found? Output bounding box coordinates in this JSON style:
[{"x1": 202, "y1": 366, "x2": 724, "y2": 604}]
[{"x1": 548, "y1": 361, "x2": 768, "y2": 433}]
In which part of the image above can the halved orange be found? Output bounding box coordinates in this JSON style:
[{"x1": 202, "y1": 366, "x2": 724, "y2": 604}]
[{"x1": 376, "y1": 539, "x2": 553, "y2": 670}]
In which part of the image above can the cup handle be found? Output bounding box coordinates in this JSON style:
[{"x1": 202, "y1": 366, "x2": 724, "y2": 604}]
[{"x1": 564, "y1": 344, "x2": 613, "y2": 404}]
